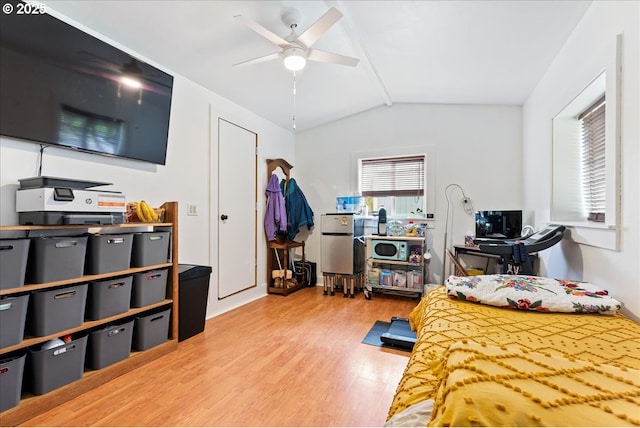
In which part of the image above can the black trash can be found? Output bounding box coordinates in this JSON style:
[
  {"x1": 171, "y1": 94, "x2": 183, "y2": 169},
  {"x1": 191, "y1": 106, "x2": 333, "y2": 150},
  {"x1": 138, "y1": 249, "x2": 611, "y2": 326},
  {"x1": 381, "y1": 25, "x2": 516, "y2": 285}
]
[{"x1": 178, "y1": 264, "x2": 212, "y2": 342}]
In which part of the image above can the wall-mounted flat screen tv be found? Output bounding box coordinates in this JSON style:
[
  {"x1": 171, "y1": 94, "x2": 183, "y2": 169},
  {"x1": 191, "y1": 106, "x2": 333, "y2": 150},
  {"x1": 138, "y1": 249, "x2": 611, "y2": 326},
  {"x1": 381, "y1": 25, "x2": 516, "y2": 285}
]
[
  {"x1": 475, "y1": 210, "x2": 523, "y2": 240},
  {"x1": 0, "y1": 1, "x2": 173, "y2": 165}
]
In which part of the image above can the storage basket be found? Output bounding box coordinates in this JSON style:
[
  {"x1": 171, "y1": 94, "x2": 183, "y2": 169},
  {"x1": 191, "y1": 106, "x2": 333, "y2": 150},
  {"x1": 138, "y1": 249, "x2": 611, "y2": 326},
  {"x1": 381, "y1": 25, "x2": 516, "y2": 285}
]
[
  {"x1": 28, "y1": 335, "x2": 88, "y2": 395},
  {"x1": 131, "y1": 269, "x2": 168, "y2": 307},
  {"x1": 28, "y1": 236, "x2": 87, "y2": 283},
  {"x1": 86, "y1": 276, "x2": 133, "y2": 320},
  {"x1": 87, "y1": 320, "x2": 134, "y2": 369},
  {"x1": 0, "y1": 239, "x2": 30, "y2": 290},
  {"x1": 29, "y1": 284, "x2": 88, "y2": 336},
  {"x1": 0, "y1": 353, "x2": 26, "y2": 412},
  {"x1": 131, "y1": 231, "x2": 170, "y2": 267},
  {"x1": 133, "y1": 308, "x2": 171, "y2": 351},
  {"x1": 85, "y1": 233, "x2": 133, "y2": 274},
  {"x1": 0, "y1": 294, "x2": 29, "y2": 348}
]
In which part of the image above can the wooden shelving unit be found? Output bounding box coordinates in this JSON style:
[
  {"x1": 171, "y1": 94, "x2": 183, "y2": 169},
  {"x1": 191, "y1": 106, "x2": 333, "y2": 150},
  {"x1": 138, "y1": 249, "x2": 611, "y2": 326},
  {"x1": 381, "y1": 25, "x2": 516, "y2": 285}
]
[{"x1": 0, "y1": 201, "x2": 179, "y2": 426}]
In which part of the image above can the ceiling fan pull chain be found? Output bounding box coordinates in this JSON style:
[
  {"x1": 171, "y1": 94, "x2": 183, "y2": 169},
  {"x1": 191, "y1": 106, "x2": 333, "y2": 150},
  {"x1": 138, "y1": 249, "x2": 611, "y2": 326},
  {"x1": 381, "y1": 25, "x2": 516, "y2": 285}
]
[{"x1": 292, "y1": 71, "x2": 297, "y2": 130}]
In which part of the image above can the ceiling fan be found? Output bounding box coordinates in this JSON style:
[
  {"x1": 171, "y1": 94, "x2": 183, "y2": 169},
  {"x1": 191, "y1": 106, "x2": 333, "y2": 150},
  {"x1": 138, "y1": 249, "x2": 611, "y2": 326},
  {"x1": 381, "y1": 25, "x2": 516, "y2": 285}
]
[
  {"x1": 78, "y1": 51, "x2": 172, "y2": 90},
  {"x1": 234, "y1": 6, "x2": 359, "y2": 71}
]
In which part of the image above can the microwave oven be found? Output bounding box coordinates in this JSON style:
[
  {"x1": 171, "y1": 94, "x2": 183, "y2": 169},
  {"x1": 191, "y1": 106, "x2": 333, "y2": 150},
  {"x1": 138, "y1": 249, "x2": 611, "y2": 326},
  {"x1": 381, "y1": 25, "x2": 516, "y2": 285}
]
[{"x1": 371, "y1": 239, "x2": 408, "y2": 261}]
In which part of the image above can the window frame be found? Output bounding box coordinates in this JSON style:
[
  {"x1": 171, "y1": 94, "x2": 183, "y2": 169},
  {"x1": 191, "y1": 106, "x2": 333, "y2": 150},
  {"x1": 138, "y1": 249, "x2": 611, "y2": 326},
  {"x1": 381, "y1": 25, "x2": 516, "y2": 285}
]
[
  {"x1": 350, "y1": 145, "x2": 436, "y2": 224},
  {"x1": 550, "y1": 34, "x2": 622, "y2": 251}
]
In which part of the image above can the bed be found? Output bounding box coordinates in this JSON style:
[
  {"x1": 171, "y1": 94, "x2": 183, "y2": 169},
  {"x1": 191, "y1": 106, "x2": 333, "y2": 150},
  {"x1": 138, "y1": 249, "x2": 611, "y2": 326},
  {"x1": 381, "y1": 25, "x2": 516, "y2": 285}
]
[{"x1": 385, "y1": 275, "x2": 640, "y2": 427}]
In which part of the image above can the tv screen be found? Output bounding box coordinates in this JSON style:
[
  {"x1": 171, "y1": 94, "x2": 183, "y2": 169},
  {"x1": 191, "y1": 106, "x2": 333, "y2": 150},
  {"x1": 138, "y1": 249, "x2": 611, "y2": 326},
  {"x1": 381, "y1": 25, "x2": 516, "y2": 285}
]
[
  {"x1": 475, "y1": 210, "x2": 523, "y2": 240},
  {"x1": 0, "y1": 1, "x2": 173, "y2": 165}
]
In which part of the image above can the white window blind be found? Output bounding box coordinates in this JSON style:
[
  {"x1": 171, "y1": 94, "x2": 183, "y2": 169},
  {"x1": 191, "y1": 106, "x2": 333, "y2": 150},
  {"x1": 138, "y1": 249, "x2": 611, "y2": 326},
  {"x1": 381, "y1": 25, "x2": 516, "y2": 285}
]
[
  {"x1": 579, "y1": 96, "x2": 606, "y2": 222},
  {"x1": 59, "y1": 105, "x2": 124, "y2": 154},
  {"x1": 360, "y1": 155, "x2": 425, "y2": 197}
]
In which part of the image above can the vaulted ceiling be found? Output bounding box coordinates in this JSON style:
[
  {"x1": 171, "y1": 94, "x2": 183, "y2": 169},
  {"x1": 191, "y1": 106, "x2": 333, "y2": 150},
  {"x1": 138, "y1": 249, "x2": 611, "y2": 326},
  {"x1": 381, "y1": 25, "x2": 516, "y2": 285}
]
[{"x1": 46, "y1": 0, "x2": 591, "y2": 132}]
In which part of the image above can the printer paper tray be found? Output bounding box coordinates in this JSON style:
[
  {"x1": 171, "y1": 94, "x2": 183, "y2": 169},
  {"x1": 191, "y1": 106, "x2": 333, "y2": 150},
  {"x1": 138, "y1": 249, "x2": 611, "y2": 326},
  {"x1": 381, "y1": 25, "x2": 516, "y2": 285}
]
[{"x1": 19, "y1": 211, "x2": 125, "y2": 226}]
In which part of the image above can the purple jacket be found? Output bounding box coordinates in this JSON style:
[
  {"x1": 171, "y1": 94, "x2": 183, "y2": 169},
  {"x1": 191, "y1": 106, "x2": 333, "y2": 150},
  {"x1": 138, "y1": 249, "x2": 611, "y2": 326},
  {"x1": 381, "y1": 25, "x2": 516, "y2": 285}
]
[{"x1": 264, "y1": 174, "x2": 287, "y2": 240}]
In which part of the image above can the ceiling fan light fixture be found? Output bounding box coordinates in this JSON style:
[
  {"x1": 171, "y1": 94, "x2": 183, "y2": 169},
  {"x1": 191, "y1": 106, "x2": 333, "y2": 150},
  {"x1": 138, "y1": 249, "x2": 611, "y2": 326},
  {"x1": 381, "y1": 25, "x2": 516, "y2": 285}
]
[
  {"x1": 121, "y1": 75, "x2": 142, "y2": 89},
  {"x1": 283, "y1": 47, "x2": 306, "y2": 71}
]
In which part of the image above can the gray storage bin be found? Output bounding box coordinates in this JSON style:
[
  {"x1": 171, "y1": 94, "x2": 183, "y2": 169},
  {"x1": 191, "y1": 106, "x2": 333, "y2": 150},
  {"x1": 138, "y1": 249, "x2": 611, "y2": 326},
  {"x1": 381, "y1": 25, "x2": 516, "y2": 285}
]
[
  {"x1": 131, "y1": 269, "x2": 168, "y2": 308},
  {"x1": 28, "y1": 335, "x2": 87, "y2": 395},
  {"x1": 0, "y1": 294, "x2": 29, "y2": 348},
  {"x1": 85, "y1": 233, "x2": 133, "y2": 274},
  {"x1": 0, "y1": 353, "x2": 26, "y2": 412},
  {"x1": 28, "y1": 236, "x2": 88, "y2": 283},
  {"x1": 30, "y1": 283, "x2": 88, "y2": 336},
  {"x1": 133, "y1": 308, "x2": 171, "y2": 351},
  {"x1": 87, "y1": 320, "x2": 134, "y2": 370},
  {"x1": 0, "y1": 239, "x2": 30, "y2": 290},
  {"x1": 86, "y1": 276, "x2": 132, "y2": 320},
  {"x1": 131, "y1": 231, "x2": 170, "y2": 267}
]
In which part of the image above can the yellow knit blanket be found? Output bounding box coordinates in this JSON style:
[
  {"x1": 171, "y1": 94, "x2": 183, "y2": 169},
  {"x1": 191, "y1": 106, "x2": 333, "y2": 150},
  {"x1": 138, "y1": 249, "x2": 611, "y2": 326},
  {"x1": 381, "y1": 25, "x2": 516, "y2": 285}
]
[
  {"x1": 388, "y1": 286, "x2": 640, "y2": 425},
  {"x1": 429, "y1": 341, "x2": 640, "y2": 426}
]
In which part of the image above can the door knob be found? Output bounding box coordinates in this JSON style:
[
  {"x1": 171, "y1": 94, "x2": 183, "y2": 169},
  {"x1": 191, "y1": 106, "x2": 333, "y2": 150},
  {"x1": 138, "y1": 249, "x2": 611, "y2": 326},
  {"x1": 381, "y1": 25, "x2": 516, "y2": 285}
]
[{"x1": 220, "y1": 214, "x2": 228, "y2": 220}]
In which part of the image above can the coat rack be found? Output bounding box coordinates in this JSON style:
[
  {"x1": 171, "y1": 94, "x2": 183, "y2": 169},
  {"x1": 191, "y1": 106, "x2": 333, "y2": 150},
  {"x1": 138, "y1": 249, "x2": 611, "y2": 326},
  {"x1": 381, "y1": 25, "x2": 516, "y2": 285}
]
[{"x1": 266, "y1": 158, "x2": 305, "y2": 296}]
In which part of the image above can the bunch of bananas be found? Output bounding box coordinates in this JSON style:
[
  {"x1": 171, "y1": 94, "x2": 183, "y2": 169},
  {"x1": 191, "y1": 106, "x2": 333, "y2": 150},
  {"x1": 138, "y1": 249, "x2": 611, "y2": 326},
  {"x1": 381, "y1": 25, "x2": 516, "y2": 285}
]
[{"x1": 132, "y1": 200, "x2": 159, "y2": 222}]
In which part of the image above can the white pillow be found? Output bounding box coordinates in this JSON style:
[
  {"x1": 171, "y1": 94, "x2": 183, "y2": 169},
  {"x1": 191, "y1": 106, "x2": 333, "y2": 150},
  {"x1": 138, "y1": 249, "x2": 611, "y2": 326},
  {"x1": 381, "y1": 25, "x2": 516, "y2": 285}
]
[{"x1": 445, "y1": 274, "x2": 621, "y2": 315}]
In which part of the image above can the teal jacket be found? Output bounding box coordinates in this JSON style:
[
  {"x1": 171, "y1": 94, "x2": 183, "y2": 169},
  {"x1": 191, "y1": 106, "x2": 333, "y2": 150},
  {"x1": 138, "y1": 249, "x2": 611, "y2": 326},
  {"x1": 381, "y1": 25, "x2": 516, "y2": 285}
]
[{"x1": 280, "y1": 178, "x2": 314, "y2": 240}]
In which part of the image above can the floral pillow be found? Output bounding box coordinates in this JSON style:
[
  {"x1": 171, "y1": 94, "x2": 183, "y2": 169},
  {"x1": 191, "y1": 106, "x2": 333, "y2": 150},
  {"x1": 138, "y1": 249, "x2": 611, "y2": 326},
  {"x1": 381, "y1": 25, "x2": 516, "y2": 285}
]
[{"x1": 445, "y1": 274, "x2": 622, "y2": 315}]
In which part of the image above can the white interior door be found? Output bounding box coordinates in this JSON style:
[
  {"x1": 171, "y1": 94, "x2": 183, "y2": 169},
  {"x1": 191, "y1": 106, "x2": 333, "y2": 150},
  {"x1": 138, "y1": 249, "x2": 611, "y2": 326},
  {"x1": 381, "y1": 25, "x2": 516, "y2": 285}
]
[{"x1": 218, "y1": 119, "x2": 257, "y2": 299}]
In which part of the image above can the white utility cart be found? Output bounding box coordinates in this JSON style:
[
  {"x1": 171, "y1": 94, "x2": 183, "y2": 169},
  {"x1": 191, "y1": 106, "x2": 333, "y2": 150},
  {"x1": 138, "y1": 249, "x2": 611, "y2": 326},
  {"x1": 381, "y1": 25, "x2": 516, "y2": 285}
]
[{"x1": 364, "y1": 235, "x2": 426, "y2": 300}]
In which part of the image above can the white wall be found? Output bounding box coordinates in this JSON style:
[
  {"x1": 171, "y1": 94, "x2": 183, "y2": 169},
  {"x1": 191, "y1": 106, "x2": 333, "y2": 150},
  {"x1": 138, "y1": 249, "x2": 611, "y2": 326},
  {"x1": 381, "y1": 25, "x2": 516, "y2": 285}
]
[
  {"x1": 208, "y1": 92, "x2": 296, "y2": 318},
  {"x1": 294, "y1": 103, "x2": 523, "y2": 284},
  {"x1": 0, "y1": 16, "x2": 295, "y2": 321},
  {"x1": 522, "y1": 1, "x2": 640, "y2": 319}
]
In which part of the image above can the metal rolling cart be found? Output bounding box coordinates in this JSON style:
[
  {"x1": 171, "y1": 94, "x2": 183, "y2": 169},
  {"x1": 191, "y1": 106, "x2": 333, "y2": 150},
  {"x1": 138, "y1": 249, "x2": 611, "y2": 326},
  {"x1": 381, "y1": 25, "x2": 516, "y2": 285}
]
[{"x1": 364, "y1": 235, "x2": 426, "y2": 300}]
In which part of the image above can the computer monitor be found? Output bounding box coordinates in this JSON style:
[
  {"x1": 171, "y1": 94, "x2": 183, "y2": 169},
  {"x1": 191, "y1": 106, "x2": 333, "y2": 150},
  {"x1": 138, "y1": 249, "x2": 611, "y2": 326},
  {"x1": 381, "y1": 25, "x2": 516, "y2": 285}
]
[{"x1": 475, "y1": 210, "x2": 523, "y2": 240}]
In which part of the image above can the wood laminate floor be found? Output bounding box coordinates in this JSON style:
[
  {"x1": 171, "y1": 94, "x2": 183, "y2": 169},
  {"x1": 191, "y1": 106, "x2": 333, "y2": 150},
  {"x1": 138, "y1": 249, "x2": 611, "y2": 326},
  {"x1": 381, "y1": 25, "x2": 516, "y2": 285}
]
[{"x1": 19, "y1": 286, "x2": 419, "y2": 427}]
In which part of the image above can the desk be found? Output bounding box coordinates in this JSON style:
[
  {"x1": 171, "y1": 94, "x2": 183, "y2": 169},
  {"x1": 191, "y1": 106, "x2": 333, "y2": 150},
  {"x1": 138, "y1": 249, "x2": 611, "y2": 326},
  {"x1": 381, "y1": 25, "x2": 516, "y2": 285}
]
[
  {"x1": 454, "y1": 245, "x2": 500, "y2": 274},
  {"x1": 454, "y1": 244, "x2": 538, "y2": 275}
]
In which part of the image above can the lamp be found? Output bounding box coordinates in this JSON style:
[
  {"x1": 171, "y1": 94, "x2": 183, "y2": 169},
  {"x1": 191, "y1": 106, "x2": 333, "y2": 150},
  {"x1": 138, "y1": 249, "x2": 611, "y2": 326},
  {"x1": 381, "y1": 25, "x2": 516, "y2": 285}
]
[
  {"x1": 442, "y1": 184, "x2": 474, "y2": 283},
  {"x1": 283, "y1": 47, "x2": 306, "y2": 71}
]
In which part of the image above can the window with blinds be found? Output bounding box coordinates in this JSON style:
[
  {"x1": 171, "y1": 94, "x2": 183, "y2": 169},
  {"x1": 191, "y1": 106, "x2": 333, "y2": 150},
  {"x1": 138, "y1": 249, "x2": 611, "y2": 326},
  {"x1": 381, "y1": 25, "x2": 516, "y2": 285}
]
[
  {"x1": 360, "y1": 155, "x2": 425, "y2": 197},
  {"x1": 58, "y1": 105, "x2": 125, "y2": 155},
  {"x1": 579, "y1": 95, "x2": 606, "y2": 222}
]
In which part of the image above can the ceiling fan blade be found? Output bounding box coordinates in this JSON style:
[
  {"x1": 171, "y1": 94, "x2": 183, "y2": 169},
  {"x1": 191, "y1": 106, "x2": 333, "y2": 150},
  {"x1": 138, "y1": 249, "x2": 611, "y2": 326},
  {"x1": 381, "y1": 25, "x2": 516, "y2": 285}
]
[
  {"x1": 296, "y1": 7, "x2": 343, "y2": 48},
  {"x1": 307, "y1": 49, "x2": 359, "y2": 67},
  {"x1": 233, "y1": 52, "x2": 282, "y2": 67},
  {"x1": 234, "y1": 14, "x2": 289, "y2": 48}
]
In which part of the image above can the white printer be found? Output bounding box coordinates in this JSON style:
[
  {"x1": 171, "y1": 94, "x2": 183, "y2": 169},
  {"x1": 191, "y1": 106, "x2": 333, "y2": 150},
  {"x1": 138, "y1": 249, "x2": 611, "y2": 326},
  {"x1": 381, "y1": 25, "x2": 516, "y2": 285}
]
[{"x1": 16, "y1": 176, "x2": 126, "y2": 225}]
